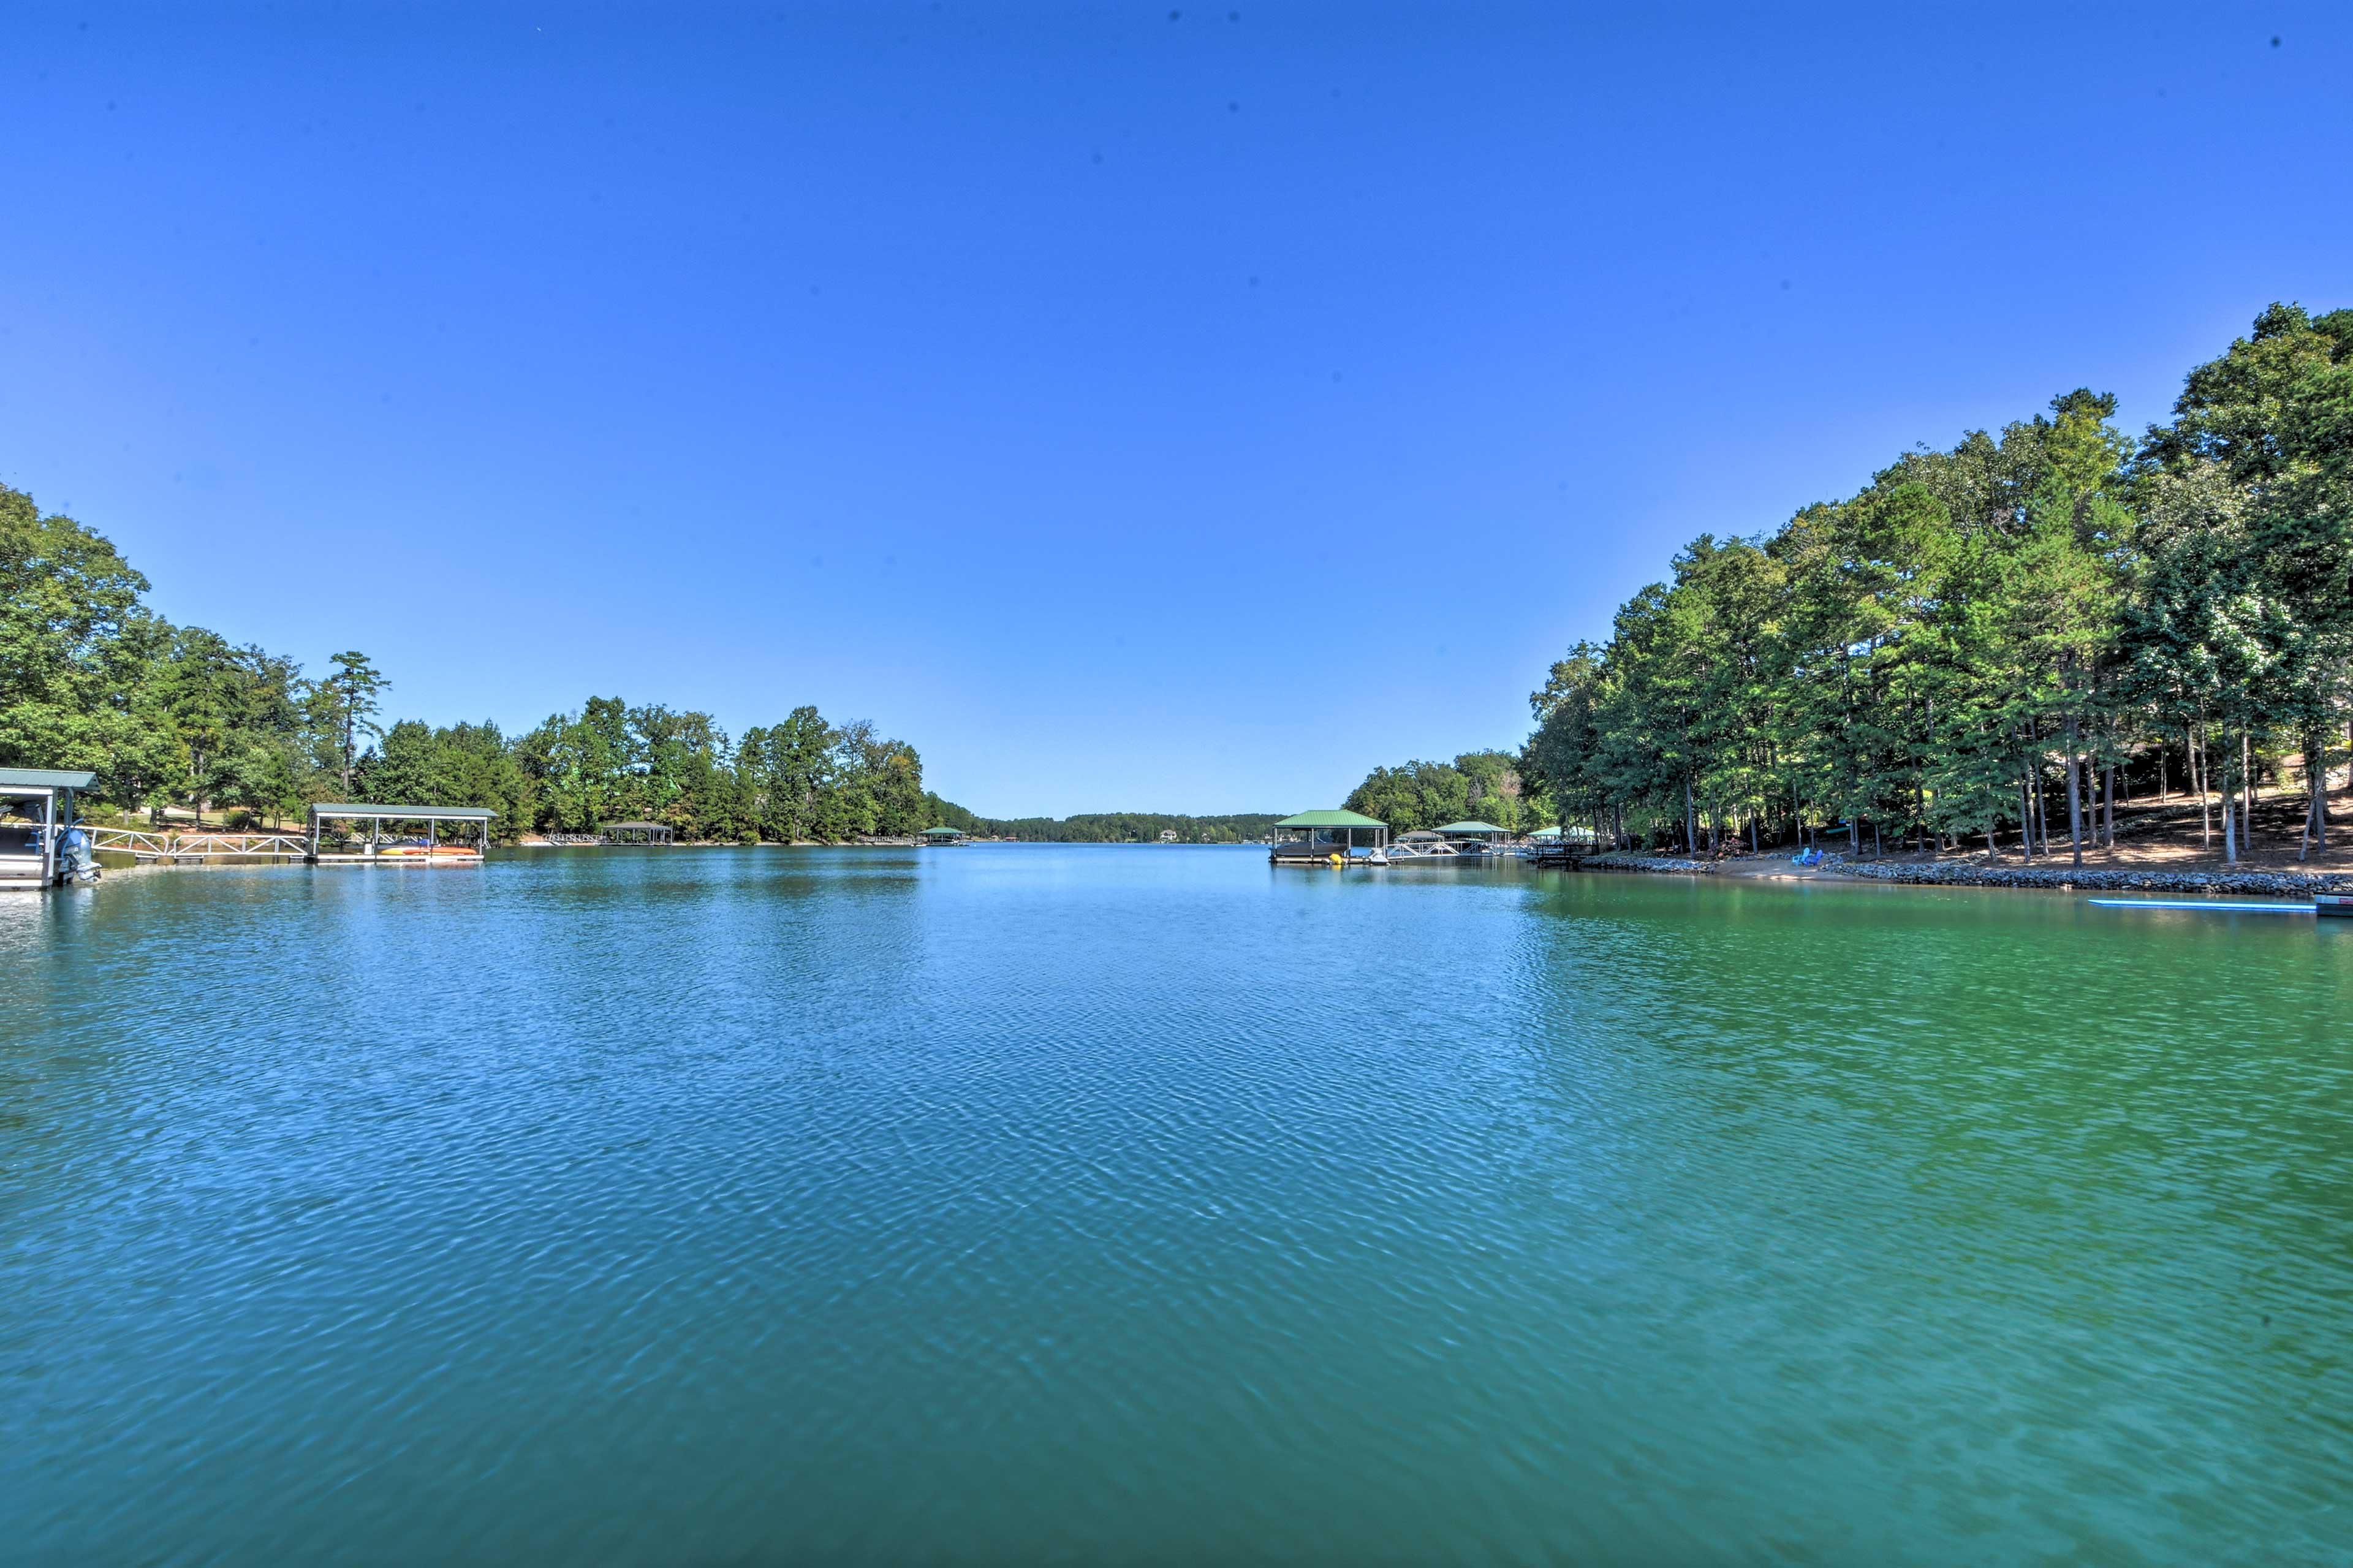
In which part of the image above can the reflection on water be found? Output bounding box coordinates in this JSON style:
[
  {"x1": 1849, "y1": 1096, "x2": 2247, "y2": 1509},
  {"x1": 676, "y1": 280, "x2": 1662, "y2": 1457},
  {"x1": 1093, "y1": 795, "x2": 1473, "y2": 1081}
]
[
  {"x1": 5, "y1": 849, "x2": 2350, "y2": 1562},
  {"x1": 0, "y1": 881, "x2": 64, "y2": 956}
]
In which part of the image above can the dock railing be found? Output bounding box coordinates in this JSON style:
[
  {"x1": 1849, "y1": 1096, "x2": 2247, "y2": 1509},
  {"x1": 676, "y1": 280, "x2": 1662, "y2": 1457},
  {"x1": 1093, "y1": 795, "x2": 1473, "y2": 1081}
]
[{"x1": 85, "y1": 828, "x2": 313, "y2": 862}]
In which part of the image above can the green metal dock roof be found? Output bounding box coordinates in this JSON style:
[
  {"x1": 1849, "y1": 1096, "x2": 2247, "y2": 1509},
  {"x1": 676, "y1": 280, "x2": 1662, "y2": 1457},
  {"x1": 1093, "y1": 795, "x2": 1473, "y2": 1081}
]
[
  {"x1": 1275, "y1": 809, "x2": 1385, "y2": 828},
  {"x1": 0, "y1": 768, "x2": 97, "y2": 792},
  {"x1": 1436, "y1": 820, "x2": 1506, "y2": 835},
  {"x1": 311, "y1": 803, "x2": 498, "y2": 820},
  {"x1": 920, "y1": 825, "x2": 968, "y2": 836}
]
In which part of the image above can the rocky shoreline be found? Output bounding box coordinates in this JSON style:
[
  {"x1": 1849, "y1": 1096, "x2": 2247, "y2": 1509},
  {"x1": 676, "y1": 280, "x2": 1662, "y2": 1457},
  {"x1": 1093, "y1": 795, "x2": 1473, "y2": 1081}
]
[
  {"x1": 1578, "y1": 849, "x2": 2353, "y2": 896},
  {"x1": 1836, "y1": 860, "x2": 2353, "y2": 896},
  {"x1": 1583, "y1": 852, "x2": 1721, "y2": 875}
]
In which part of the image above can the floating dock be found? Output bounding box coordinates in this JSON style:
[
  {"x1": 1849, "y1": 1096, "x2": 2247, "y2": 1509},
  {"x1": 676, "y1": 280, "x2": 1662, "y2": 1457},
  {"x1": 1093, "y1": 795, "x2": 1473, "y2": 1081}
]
[{"x1": 2088, "y1": 898, "x2": 2322, "y2": 915}]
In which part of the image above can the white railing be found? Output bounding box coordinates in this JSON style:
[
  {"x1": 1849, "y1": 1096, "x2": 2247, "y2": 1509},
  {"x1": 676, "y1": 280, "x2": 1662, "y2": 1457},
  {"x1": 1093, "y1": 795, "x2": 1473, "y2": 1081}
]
[
  {"x1": 83, "y1": 828, "x2": 175, "y2": 857},
  {"x1": 84, "y1": 828, "x2": 311, "y2": 859},
  {"x1": 179, "y1": 833, "x2": 311, "y2": 857}
]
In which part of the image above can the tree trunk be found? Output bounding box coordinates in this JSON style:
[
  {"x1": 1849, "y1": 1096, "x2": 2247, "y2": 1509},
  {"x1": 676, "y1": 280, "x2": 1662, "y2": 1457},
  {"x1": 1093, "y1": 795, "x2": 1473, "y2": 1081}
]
[
  {"x1": 1985, "y1": 827, "x2": 1996, "y2": 865},
  {"x1": 2020, "y1": 775, "x2": 2035, "y2": 862},
  {"x1": 1683, "y1": 774, "x2": 1696, "y2": 854},
  {"x1": 2033, "y1": 763, "x2": 2048, "y2": 855},
  {"x1": 2102, "y1": 765, "x2": 2115, "y2": 847},
  {"x1": 2306, "y1": 734, "x2": 2324, "y2": 847},
  {"x1": 2063, "y1": 714, "x2": 2085, "y2": 868},
  {"x1": 2242, "y1": 732, "x2": 2254, "y2": 850},
  {"x1": 2222, "y1": 730, "x2": 2239, "y2": 864},
  {"x1": 2194, "y1": 724, "x2": 2210, "y2": 847}
]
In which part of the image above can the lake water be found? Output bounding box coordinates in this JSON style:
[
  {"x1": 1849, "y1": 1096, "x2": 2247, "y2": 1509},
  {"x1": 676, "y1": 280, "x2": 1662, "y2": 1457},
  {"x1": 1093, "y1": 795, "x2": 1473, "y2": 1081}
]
[{"x1": 6, "y1": 846, "x2": 2350, "y2": 1564}]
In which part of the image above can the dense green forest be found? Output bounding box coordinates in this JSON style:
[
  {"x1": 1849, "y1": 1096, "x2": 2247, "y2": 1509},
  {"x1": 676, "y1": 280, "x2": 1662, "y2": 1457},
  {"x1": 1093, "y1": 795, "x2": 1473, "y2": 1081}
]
[
  {"x1": 0, "y1": 488, "x2": 959, "y2": 842},
  {"x1": 1344, "y1": 751, "x2": 1536, "y2": 835},
  {"x1": 1515, "y1": 303, "x2": 2353, "y2": 866}
]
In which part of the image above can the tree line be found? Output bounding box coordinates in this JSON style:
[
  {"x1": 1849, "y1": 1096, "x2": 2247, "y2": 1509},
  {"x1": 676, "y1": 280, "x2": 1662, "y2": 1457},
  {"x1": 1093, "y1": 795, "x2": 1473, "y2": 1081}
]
[
  {"x1": 1517, "y1": 302, "x2": 2353, "y2": 866},
  {"x1": 951, "y1": 811, "x2": 1285, "y2": 843},
  {"x1": 0, "y1": 490, "x2": 961, "y2": 841},
  {"x1": 1344, "y1": 751, "x2": 1537, "y2": 835}
]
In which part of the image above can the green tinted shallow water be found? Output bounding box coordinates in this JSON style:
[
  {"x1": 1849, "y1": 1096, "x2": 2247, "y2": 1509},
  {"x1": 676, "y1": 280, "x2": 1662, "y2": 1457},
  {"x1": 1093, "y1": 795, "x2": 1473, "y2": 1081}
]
[{"x1": 4, "y1": 847, "x2": 2350, "y2": 1564}]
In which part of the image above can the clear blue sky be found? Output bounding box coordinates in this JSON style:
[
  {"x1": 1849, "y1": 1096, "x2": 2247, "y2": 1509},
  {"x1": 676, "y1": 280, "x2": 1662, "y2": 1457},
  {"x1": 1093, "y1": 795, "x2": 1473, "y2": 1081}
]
[{"x1": 4, "y1": 4, "x2": 2347, "y2": 818}]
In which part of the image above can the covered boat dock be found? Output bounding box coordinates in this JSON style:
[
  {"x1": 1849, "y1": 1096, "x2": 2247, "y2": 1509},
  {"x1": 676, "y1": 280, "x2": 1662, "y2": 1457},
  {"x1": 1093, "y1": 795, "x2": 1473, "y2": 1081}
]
[
  {"x1": 1269, "y1": 809, "x2": 1387, "y2": 865},
  {"x1": 1436, "y1": 820, "x2": 1507, "y2": 857},
  {"x1": 600, "y1": 820, "x2": 675, "y2": 845},
  {"x1": 308, "y1": 803, "x2": 496, "y2": 865},
  {"x1": 1529, "y1": 824, "x2": 1604, "y2": 866},
  {"x1": 0, "y1": 768, "x2": 96, "y2": 890}
]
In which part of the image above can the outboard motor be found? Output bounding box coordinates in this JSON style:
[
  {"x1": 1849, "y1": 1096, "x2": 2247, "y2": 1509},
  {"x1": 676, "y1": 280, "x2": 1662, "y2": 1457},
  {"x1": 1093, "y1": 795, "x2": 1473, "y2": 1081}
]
[{"x1": 62, "y1": 824, "x2": 99, "y2": 883}]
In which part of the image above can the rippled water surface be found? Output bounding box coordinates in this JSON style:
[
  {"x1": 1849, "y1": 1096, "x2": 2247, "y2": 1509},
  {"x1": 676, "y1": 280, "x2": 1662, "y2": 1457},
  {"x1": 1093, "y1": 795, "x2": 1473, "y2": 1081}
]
[{"x1": 5, "y1": 846, "x2": 2351, "y2": 1564}]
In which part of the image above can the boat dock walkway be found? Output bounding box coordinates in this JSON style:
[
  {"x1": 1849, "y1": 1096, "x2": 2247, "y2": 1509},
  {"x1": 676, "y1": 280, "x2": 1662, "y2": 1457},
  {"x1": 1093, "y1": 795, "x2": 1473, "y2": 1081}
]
[
  {"x1": 84, "y1": 804, "x2": 498, "y2": 868},
  {"x1": 86, "y1": 828, "x2": 312, "y2": 864}
]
